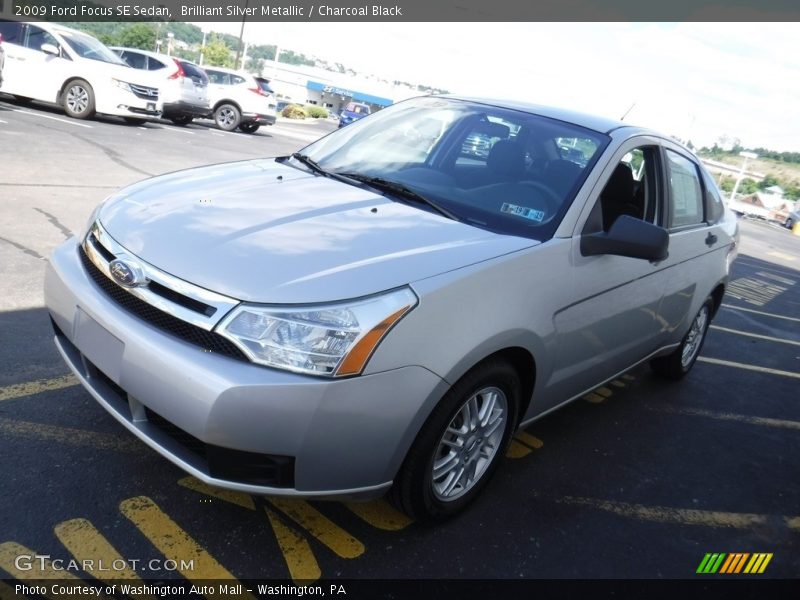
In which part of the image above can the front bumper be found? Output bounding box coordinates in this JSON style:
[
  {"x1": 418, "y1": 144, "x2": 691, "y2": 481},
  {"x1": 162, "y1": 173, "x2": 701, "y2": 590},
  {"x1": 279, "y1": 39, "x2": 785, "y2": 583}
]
[
  {"x1": 45, "y1": 238, "x2": 446, "y2": 499},
  {"x1": 93, "y1": 85, "x2": 161, "y2": 118}
]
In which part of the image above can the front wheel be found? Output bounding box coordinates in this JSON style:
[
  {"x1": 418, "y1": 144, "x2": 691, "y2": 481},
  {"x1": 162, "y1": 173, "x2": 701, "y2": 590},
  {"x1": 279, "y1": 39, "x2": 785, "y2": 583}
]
[
  {"x1": 62, "y1": 79, "x2": 95, "y2": 119},
  {"x1": 390, "y1": 358, "x2": 520, "y2": 521},
  {"x1": 238, "y1": 121, "x2": 260, "y2": 134},
  {"x1": 214, "y1": 103, "x2": 241, "y2": 131},
  {"x1": 650, "y1": 298, "x2": 713, "y2": 380}
]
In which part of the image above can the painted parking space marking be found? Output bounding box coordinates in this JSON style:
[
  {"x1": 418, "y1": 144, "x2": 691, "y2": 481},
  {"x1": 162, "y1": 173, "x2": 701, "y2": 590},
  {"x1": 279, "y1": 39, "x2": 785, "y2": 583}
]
[
  {"x1": 120, "y1": 497, "x2": 254, "y2": 597},
  {"x1": 559, "y1": 496, "x2": 800, "y2": 531},
  {"x1": 160, "y1": 126, "x2": 196, "y2": 136},
  {"x1": 721, "y1": 303, "x2": 800, "y2": 323},
  {"x1": 506, "y1": 430, "x2": 544, "y2": 458},
  {"x1": 264, "y1": 509, "x2": 322, "y2": 583},
  {"x1": 756, "y1": 271, "x2": 796, "y2": 286},
  {"x1": 710, "y1": 324, "x2": 800, "y2": 346},
  {"x1": 697, "y1": 356, "x2": 800, "y2": 380},
  {"x1": 0, "y1": 542, "x2": 89, "y2": 598},
  {"x1": 0, "y1": 374, "x2": 78, "y2": 402},
  {"x1": 11, "y1": 108, "x2": 93, "y2": 128},
  {"x1": 645, "y1": 405, "x2": 800, "y2": 431},
  {"x1": 725, "y1": 275, "x2": 789, "y2": 306},
  {"x1": 344, "y1": 500, "x2": 414, "y2": 531},
  {"x1": 54, "y1": 519, "x2": 153, "y2": 597},
  {"x1": 0, "y1": 418, "x2": 142, "y2": 453},
  {"x1": 267, "y1": 498, "x2": 365, "y2": 559}
]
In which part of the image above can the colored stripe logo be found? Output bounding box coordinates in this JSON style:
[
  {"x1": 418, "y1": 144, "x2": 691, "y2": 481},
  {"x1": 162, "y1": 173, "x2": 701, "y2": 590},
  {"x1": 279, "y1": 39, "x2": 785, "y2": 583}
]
[{"x1": 697, "y1": 552, "x2": 773, "y2": 574}]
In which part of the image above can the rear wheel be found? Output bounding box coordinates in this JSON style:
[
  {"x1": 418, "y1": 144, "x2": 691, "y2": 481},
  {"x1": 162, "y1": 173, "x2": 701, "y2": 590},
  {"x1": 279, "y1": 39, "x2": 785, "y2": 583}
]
[
  {"x1": 238, "y1": 121, "x2": 260, "y2": 134},
  {"x1": 170, "y1": 115, "x2": 193, "y2": 126},
  {"x1": 389, "y1": 358, "x2": 520, "y2": 521},
  {"x1": 650, "y1": 298, "x2": 713, "y2": 380},
  {"x1": 214, "y1": 103, "x2": 241, "y2": 131},
  {"x1": 62, "y1": 79, "x2": 95, "y2": 119}
]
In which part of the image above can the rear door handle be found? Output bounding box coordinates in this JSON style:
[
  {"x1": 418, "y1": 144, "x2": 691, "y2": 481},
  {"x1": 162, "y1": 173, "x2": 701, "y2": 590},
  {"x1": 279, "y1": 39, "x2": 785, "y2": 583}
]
[{"x1": 705, "y1": 232, "x2": 718, "y2": 246}]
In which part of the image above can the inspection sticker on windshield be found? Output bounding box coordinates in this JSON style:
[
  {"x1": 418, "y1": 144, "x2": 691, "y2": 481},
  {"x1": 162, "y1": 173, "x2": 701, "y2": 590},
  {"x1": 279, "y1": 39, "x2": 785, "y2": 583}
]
[{"x1": 501, "y1": 203, "x2": 545, "y2": 222}]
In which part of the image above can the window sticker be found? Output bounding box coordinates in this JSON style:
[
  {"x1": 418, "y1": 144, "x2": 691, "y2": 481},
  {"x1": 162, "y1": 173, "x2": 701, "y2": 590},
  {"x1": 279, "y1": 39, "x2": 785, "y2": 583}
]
[{"x1": 501, "y1": 203, "x2": 545, "y2": 222}]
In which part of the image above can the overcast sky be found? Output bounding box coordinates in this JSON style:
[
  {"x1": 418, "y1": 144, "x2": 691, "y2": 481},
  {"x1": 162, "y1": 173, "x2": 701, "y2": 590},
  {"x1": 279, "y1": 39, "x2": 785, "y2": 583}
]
[{"x1": 198, "y1": 22, "x2": 799, "y2": 152}]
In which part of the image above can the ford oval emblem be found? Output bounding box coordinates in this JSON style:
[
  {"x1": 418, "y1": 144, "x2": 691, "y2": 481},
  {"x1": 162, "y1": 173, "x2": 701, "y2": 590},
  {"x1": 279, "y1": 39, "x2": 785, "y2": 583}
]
[{"x1": 109, "y1": 259, "x2": 146, "y2": 288}]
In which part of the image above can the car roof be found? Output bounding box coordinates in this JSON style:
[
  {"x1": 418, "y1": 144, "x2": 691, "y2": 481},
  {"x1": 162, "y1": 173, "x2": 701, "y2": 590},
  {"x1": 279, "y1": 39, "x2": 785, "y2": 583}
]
[
  {"x1": 110, "y1": 47, "x2": 200, "y2": 66},
  {"x1": 202, "y1": 65, "x2": 253, "y2": 77}
]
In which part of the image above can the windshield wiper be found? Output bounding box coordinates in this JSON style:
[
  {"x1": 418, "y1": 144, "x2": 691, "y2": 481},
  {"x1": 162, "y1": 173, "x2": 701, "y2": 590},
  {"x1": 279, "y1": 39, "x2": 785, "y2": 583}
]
[
  {"x1": 336, "y1": 173, "x2": 461, "y2": 222},
  {"x1": 278, "y1": 154, "x2": 367, "y2": 187}
]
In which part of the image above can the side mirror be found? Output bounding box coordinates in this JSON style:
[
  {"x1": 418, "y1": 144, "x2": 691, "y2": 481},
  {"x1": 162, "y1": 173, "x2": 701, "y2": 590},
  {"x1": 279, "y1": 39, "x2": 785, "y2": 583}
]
[
  {"x1": 581, "y1": 215, "x2": 669, "y2": 261},
  {"x1": 41, "y1": 43, "x2": 60, "y2": 56}
]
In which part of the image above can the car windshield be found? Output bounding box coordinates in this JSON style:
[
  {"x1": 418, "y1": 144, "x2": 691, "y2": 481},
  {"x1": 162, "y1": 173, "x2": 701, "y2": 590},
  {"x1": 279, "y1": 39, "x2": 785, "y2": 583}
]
[
  {"x1": 301, "y1": 97, "x2": 609, "y2": 240},
  {"x1": 59, "y1": 31, "x2": 127, "y2": 65}
]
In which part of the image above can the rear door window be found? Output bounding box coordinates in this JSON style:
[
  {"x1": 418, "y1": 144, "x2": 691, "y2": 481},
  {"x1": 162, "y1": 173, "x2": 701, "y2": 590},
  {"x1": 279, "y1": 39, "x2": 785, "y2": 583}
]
[
  {"x1": 0, "y1": 21, "x2": 23, "y2": 45},
  {"x1": 665, "y1": 150, "x2": 704, "y2": 229},
  {"x1": 121, "y1": 50, "x2": 147, "y2": 70},
  {"x1": 206, "y1": 70, "x2": 230, "y2": 85},
  {"x1": 179, "y1": 61, "x2": 208, "y2": 84}
]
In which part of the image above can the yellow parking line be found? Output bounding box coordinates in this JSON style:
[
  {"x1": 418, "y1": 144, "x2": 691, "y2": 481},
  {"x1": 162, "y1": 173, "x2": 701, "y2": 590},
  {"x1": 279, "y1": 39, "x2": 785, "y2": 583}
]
[
  {"x1": 264, "y1": 509, "x2": 321, "y2": 583},
  {"x1": 54, "y1": 519, "x2": 153, "y2": 598},
  {"x1": 267, "y1": 499, "x2": 364, "y2": 559},
  {"x1": 594, "y1": 387, "x2": 614, "y2": 398},
  {"x1": 0, "y1": 418, "x2": 141, "y2": 453},
  {"x1": 711, "y1": 325, "x2": 800, "y2": 347},
  {"x1": 344, "y1": 500, "x2": 413, "y2": 531},
  {"x1": 177, "y1": 477, "x2": 256, "y2": 510},
  {"x1": 505, "y1": 439, "x2": 533, "y2": 458},
  {"x1": 697, "y1": 357, "x2": 800, "y2": 380},
  {"x1": 120, "y1": 496, "x2": 254, "y2": 598},
  {"x1": 560, "y1": 496, "x2": 799, "y2": 530},
  {"x1": 514, "y1": 431, "x2": 544, "y2": 449},
  {"x1": 582, "y1": 392, "x2": 605, "y2": 403},
  {"x1": 610, "y1": 379, "x2": 627, "y2": 388},
  {"x1": 0, "y1": 375, "x2": 78, "y2": 402},
  {"x1": 646, "y1": 405, "x2": 800, "y2": 431},
  {"x1": 0, "y1": 542, "x2": 89, "y2": 600},
  {"x1": 721, "y1": 303, "x2": 800, "y2": 323},
  {"x1": 785, "y1": 516, "x2": 800, "y2": 531},
  {"x1": 622, "y1": 374, "x2": 636, "y2": 381}
]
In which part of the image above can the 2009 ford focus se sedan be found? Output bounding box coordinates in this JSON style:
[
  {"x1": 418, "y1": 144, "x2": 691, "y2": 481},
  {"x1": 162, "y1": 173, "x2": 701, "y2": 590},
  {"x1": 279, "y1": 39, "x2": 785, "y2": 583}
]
[{"x1": 45, "y1": 96, "x2": 738, "y2": 520}]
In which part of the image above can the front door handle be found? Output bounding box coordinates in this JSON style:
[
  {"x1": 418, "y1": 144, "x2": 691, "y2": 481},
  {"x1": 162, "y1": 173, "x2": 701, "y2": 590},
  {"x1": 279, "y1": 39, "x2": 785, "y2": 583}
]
[{"x1": 705, "y1": 233, "x2": 718, "y2": 246}]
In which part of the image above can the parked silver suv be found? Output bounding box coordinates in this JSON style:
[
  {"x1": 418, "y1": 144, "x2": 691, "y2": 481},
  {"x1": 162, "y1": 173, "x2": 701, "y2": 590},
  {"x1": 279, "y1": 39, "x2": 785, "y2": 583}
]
[{"x1": 45, "y1": 96, "x2": 738, "y2": 520}]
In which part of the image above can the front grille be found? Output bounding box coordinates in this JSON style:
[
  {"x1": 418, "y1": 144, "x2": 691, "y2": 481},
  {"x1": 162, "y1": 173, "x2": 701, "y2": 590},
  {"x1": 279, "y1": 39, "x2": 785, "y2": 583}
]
[
  {"x1": 129, "y1": 83, "x2": 159, "y2": 101},
  {"x1": 79, "y1": 247, "x2": 247, "y2": 361}
]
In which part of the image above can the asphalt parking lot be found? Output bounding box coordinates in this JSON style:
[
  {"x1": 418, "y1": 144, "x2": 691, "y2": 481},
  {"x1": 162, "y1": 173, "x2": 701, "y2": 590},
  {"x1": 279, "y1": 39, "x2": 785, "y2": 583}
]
[{"x1": 0, "y1": 96, "x2": 798, "y2": 588}]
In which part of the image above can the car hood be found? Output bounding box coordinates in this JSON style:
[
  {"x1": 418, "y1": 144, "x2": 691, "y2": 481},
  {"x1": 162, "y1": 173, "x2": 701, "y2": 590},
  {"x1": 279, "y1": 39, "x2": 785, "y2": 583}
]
[{"x1": 98, "y1": 160, "x2": 537, "y2": 303}]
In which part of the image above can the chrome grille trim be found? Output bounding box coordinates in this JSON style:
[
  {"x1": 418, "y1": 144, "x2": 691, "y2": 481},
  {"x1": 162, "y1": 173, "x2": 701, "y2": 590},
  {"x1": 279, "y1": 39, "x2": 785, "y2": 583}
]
[{"x1": 83, "y1": 220, "x2": 239, "y2": 331}]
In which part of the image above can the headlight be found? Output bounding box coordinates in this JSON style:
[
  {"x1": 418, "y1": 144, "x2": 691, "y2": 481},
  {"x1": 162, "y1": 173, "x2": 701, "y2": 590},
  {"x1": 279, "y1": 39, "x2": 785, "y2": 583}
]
[
  {"x1": 112, "y1": 78, "x2": 132, "y2": 92},
  {"x1": 217, "y1": 287, "x2": 418, "y2": 377}
]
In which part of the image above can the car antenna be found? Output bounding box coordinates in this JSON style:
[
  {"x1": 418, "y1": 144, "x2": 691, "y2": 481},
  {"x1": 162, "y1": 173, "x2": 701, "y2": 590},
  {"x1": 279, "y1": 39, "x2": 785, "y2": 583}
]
[{"x1": 620, "y1": 102, "x2": 636, "y2": 121}]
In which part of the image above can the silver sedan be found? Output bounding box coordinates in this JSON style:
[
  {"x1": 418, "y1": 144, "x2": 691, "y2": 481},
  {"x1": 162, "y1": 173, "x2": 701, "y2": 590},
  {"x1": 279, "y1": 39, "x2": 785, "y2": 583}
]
[{"x1": 45, "y1": 96, "x2": 738, "y2": 520}]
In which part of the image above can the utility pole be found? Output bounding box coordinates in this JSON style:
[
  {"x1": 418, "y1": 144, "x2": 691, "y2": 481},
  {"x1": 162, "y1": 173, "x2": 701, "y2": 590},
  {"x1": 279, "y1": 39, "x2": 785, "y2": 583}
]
[
  {"x1": 729, "y1": 151, "x2": 758, "y2": 203},
  {"x1": 234, "y1": 0, "x2": 249, "y2": 69}
]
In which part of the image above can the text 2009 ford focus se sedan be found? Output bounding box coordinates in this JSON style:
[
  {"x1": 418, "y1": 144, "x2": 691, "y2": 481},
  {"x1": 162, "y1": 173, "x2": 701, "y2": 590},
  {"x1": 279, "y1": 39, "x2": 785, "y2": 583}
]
[{"x1": 45, "y1": 96, "x2": 738, "y2": 520}]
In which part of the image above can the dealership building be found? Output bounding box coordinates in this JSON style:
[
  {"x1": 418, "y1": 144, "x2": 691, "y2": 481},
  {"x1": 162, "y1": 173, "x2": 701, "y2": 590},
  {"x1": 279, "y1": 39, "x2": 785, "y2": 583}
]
[{"x1": 255, "y1": 59, "x2": 417, "y2": 115}]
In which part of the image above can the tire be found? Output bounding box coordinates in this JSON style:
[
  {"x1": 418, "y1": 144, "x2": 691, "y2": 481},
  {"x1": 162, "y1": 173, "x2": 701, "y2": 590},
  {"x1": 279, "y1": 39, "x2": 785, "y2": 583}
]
[
  {"x1": 650, "y1": 297, "x2": 714, "y2": 380},
  {"x1": 389, "y1": 358, "x2": 520, "y2": 521},
  {"x1": 238, "y1": 121, "x2": 260, "y2": 134},
  {"x1": 62, "y1": 79, "x2": 95, "y2": 119},
  {"x1": 170, "y1": 115, "x2": 193, "y2": 126},
  {"x1": 214, "y1": 103, "x2": 241, "y2": 131}
]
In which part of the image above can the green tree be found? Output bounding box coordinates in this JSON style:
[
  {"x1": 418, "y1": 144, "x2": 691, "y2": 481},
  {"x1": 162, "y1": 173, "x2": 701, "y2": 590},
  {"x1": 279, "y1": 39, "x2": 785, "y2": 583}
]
[
  {"x1": 202, "y1": 35, "x2": 233, "y2": 68},
  {"x1": 757, "y1": 174, "x2": 780, "y2": 190},
  {"x1": 117, "y1": 23, "x2": 157, "y2": 51}
]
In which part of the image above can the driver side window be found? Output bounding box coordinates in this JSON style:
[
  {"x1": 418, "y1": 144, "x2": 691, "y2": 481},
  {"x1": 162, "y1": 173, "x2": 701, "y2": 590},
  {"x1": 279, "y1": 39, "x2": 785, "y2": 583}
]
[
  {"x1": 584, "y1": 146, "x2": 662, "y2": 233},
  {"x1": 24, "y1": 25, "x2": 59, "y2": 54}
]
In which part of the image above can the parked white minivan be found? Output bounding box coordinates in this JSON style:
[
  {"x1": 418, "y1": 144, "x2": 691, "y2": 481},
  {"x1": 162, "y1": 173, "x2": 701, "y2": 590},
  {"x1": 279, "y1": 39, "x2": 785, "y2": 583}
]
[{"x1": 0, "y1": 20, "x2": 161, "y2": 121}]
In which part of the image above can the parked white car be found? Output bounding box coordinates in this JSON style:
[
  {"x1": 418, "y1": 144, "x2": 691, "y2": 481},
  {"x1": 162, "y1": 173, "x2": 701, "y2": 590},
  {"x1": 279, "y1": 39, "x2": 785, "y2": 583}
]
[
  {"x1": 0, "y1": 20, "x2": 160, "y2": 121},
  {"x1": 111, "y1": 47, "x2": 209, "y2": 126},
  {"x1": 203, "y1": 66, "x2": 276, "y2": 133}
]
